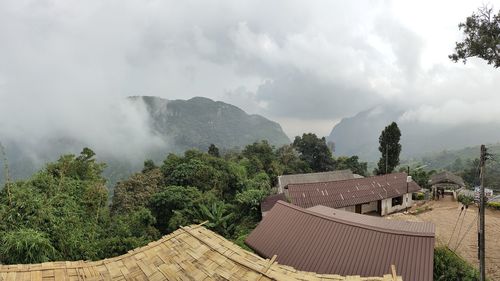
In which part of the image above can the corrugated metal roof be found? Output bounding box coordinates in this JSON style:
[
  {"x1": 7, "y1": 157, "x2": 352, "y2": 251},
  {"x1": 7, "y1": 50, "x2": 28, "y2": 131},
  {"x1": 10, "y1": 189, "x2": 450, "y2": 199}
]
[
  {"x1": 245, "y1": 201, "x2": 434, "y2": 281},
  {"x1": 0, "y1": 225, "x2": 402, "y2": 281},
  {"x1": 288, "y1": 172, "x2": 421, "y2": 209},
  {"x1": 278, "y1": 170, "x2": 357, "y2": 190},
  {"x1": 261, "y1": 193, "x2": 287, "y2": 212},
  {"x1": 429, "y1": 171, "x2": 465, "y2": 187},
  {"x1": 307, "y1": 205, "x2": 435, "y2": 235}
]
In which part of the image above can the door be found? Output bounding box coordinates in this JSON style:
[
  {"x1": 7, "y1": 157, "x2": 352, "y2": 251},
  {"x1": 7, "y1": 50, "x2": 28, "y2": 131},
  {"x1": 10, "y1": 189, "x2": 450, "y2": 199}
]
[
  {"x1": 377, "y1": 200, "x2": 382, "y2": 216},
  {"x1": 355, "y1": 204, "x2": 362, "y2": 214}
]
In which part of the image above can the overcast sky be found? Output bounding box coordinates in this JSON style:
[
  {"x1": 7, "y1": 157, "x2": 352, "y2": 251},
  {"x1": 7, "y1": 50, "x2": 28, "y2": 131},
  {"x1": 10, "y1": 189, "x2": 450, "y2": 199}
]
[{"x1": 1, "y1": 0, "x2": 500, "y2": 147}]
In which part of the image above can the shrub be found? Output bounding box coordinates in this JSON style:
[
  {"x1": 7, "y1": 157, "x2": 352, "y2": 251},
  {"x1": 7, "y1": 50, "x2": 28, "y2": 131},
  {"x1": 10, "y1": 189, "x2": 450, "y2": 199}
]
[
  {"x1": 434, "y1": 246, "x2": 479, "y2": 281},
  {"x1": 416, "y1": 192, "x2": 425, "y2": 200},
  {"x1": 487, "y1": 201, "x2": 500, "y2": 210},
  {"x1": 457, "y1": 193, "x2": 474, "y2": 206}
]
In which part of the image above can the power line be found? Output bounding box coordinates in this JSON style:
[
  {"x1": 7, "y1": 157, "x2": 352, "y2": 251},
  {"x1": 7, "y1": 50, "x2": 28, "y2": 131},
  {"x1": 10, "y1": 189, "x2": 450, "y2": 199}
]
[
  {"x1": 448, "y1": 205, "x2": 465, "y2": 247},
  {"x1": 454, "y1": 206, "x2": 469, "y2": 248},
  {"x1": 454, "y1": 212, "x2": 479, "y2": 252}
]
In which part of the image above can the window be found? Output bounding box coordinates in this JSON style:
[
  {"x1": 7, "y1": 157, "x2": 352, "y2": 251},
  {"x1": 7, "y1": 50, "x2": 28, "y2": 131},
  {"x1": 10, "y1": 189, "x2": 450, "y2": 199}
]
[{"x1": 391, "y1": 196, "x2": 403, "y2": 207}]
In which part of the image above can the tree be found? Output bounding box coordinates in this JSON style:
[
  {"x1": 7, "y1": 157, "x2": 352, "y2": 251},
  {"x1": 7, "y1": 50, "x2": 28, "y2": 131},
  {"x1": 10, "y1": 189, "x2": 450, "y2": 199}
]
[
  {"x1": 293, "y1": 133, "x2": 335, "y2": 172},
  {"x1": 46, "y1": 147, "x2": 106, "y2": 182},
  {"x1": 460, "y1": 158, "x2": 480, "y2": 187},
  {"x1": 148, "y1": 185, "x2": 202, "y2": 233},
  {"x1": 450, "y1": 5, "x2": 500, "y2": 67},
  {"x1": 335, "y1": 156, "x2": 368, "y2": 176},
  {"x1": 374, "y1": 122, "x2": 401, "y2": 175},
  {"x1": 111, "y1": 168, "x2": 163, "y2": 214},
  {"x1": 0, "y1": 149, "x2": 111, "y2": 262},
  {"x1": 242, "y1": 141, "x2": 276, "y2": 175},
  {"x1": 208, "y1": 144, "x2": 220, "y2": 157},
  {"x1": 142, "y1": 160, "x2": 157, "y2": 173},
  {"x1": 275, "y1": 144, "x2": 311, "y2": 174},
  {"x1": 398, "y1": 166, "x2": 435, "y2": 188}
]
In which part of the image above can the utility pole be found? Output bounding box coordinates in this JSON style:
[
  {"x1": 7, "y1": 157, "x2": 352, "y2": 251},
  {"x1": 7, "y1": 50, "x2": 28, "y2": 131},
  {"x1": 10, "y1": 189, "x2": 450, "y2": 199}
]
[
  {"x1": 406, "y1": 166, "x2": 410, "y2": 213},
  {"x1": 479, "y1": 144, "x2": 487, "y2": 281}
]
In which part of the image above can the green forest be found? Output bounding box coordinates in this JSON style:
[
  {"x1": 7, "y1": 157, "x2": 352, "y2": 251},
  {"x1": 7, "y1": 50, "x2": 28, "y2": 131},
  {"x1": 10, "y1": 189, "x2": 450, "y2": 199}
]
[{"x1": 0, "y1": 133, "x2": 367, "y2": 264}]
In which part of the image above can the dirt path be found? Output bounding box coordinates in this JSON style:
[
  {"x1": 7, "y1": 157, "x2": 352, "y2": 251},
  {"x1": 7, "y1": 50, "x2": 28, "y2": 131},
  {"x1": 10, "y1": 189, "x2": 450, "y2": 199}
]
[{"x1": 388, "y1": 197, "x2": 500, "y2": 280}]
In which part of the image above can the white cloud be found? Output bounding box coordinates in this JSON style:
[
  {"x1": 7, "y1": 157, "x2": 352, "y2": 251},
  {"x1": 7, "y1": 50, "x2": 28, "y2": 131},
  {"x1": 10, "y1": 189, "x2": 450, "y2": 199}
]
[{"x1": 1, "y1": 0, "x2": 500, "y2": 144}]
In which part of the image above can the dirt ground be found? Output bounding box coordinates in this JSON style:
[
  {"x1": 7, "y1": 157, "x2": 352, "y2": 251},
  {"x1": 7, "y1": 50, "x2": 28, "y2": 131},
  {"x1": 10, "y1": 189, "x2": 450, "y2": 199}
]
[{"x1": 387, "y1": 197, "x2": 500, "y2": 280}]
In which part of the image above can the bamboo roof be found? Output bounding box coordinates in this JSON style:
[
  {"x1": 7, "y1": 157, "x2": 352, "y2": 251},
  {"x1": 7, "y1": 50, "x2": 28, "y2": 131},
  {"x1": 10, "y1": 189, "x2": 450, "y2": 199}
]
[{"x1": 0, "y1": 225, "x2": 402, "y2": 281}]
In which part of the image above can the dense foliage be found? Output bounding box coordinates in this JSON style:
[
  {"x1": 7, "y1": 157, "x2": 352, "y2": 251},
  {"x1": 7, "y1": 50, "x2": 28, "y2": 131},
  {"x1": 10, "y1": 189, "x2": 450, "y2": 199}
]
[
  {"x1": 0, "y1": 148, "x2": 158, "y2": 263},
  {"x1": 375, "y1": 122, "x2": 402, "y2": 175},
  {"x1": 434, "y1": 246, "x2": 480, "y2": 281},
  {"x1": 0, "y1": 136, "x2": 367, "y2": 264}
]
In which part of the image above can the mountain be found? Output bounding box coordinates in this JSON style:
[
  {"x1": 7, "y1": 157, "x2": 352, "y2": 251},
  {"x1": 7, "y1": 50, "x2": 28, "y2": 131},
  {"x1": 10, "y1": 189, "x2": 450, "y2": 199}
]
[
  {"x1": 420, "y1": 143, "x2": 500, "y2": 171},
  {"x1": 1, "y1": 96, "x2": 290, "y2": 185},
  {"x1": 133, "y1": 96, "x2": 290, "y2": 151},
  {"x1": 328, "y1": 106, "x2": 500, "y2": 161}
]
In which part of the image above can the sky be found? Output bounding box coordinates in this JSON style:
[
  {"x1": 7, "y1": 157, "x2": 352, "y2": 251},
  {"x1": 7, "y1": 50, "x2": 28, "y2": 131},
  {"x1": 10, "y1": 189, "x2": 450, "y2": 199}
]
[{"x1": 1, "y1": 0, "x2": 500, "y2": 156}]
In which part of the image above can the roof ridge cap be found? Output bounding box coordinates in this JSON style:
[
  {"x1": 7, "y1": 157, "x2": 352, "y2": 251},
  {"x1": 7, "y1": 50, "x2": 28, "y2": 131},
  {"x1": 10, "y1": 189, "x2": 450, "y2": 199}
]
[{"x1": 275, "y1": 201, "x2": 435, "y2": 237}]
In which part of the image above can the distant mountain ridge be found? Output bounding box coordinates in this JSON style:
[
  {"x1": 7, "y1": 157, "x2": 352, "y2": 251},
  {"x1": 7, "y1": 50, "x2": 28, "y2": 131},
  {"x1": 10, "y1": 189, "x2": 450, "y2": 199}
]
[
  {"x1": 130, "y1": 96, "x2": 290, "y2": 151},
  {"x1": 328, "y1": 106, "x2": 500, "y2": 161},
  {"x1": 2, "y1": 96, "x2": 290, "y2": 184},
  {"x1": 420, "y1": 142, "x2": 500, "y2": 170}
]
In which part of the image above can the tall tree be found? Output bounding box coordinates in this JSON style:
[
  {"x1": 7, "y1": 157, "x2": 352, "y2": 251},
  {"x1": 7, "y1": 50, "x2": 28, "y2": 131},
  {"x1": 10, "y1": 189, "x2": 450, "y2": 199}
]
[
  {"x1": 375, "y1": 122, "x2": 402, "y2": 175},
  {"x1": 293, "y1": 133, "x2": 335, "y2": 172},
  {"x1": 241, "y1": 140, "x2": 280, "y2": 178},
  {"x1": 450, "y1": 5, "x2": 500, "y2": 67},
  {"x1": 275, "y1": 144, "x2": 311, "y2": 174}
]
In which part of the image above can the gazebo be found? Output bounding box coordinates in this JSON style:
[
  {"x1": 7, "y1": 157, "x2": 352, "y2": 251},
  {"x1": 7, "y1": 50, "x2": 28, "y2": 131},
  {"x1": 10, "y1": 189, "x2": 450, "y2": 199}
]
[{"x1": 429, "y1": 171, "x2": 465, "y2": 199}]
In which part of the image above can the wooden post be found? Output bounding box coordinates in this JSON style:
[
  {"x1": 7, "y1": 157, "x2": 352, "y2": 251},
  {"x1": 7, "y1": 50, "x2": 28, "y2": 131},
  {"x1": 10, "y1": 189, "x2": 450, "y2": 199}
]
[{"x1": 391, "y1": 264, "x2": 397, "y2": 281}]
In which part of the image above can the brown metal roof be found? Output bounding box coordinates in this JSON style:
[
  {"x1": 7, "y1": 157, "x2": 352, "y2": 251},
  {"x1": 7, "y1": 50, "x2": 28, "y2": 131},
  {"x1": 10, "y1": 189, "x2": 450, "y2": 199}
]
[
  {"x1": 245, "y1": 201, "x2": 434, "y2": 281},
  {"x1": 278, "y1": 170, "x2": 357, "y2": 190},
  {"x1": 261, "y1": 193, "x2": 287, "y2": 212},
  {"x1": 288, "y1": 172, "x2": 421, "y2": 209},
  {"x1": 307, "y1": 205, "x2": 435, "y2": 235},
  {"x1": 429, "y1": 171, "x2": 465, "y2": 187}
]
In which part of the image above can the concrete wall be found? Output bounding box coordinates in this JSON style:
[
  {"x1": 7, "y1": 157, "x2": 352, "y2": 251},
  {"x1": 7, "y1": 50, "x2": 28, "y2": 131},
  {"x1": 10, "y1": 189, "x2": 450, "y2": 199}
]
[
  {"x1": 332, "y1": 193, "x2": 414, "y2": 216},
  {"x1": 337, "y1": 201, "x2": 377, "y2": 214},
  {"x1": 380, "y1": 194, "x2": 413, "y2": 216},
  {"x1": 344, "y1": 205, "x2": 355, "y2": 213},
  {"x1": 361, "y1": 201, "x2": 378, "y2": 213}
]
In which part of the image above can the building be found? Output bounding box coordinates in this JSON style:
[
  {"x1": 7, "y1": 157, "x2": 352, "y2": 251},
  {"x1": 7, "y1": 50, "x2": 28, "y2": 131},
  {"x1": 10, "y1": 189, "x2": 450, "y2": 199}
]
[
  {"x1": 0, "y1": 224, "x2": 402, "y2": 281},
  {"x1": 287, "y1": 172, "x2": 420, "y2": 216},
  {"x1": 429, "y1": 171, "x2": 465, "y2": 198},
  {"x1": 246, "y1": 201, "x2": 434, "y2": 281},
  {"x1": 276, "y1": 169, "x2": 359, "y2": 194},
  {"x1": 263, "y1": 170, "x2": 364, "y2": 217}
]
